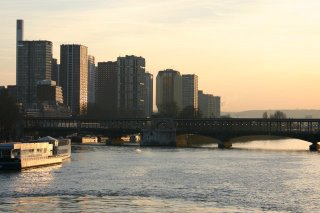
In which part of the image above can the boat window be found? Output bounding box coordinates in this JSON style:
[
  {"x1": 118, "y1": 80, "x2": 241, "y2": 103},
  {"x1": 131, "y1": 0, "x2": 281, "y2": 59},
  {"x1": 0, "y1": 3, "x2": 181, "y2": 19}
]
[
  {"x1": 0, "y1": 149, "x2": 12, "y2": 159},
  {"x1": 11, "y1": 149, "x2": 21, "y2": 158},
  {"x1": 21, "y1": 149, "x2": 35, "y2": 156}
]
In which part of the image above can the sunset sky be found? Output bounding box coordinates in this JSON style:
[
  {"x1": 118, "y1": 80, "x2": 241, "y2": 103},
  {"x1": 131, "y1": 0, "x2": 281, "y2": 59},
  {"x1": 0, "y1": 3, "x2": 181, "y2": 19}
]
[{"x1": 1, "y1": 0, "x2": 320, "y2": 112}]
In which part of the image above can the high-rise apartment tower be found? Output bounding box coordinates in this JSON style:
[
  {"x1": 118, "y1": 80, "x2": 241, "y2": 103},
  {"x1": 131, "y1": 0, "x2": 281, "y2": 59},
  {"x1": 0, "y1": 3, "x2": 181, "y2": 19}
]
[
  {"x1": 17, "y1": 40, "x2": 53, "y2": 106},
  {"x1": 96, "y1": 61, "x2": 118, "y2": 114},
  {"x1": 16, "y1": 20, "x2": 53, "y2": 107},
  {"x1": 60, "y1": 44, "x2": 88, "y2": 115},
  {"x1": 156, "y1": 69, "x2": 182, "y2": 113},
  {"x1": 182, "y1": 74, "x2": 198, "y2": 111},
  {"x1": 117, "y1": 55, "x2": 146, "y2": 117}
]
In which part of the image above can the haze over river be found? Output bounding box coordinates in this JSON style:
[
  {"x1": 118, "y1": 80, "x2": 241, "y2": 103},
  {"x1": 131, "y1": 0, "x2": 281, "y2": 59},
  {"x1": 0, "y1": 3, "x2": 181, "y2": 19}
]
[{"x1": 1, "y1": 139, "x2": 320, "y2": 212}]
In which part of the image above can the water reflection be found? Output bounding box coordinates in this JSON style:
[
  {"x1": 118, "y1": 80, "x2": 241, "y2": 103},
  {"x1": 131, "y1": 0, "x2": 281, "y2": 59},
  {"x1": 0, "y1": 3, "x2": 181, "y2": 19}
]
[
  {"x1": 1, "y1": 140, "x2": 320, "y2": 212},
  {"x1": 202, "y1": 139, "x2": 311, "y2": 152},
  {"x1": 2, "y1": 165, "x2": 62, "y2": 194},
  {"x1": 232, "y1": 139, "x2": 309, "y2": 151},
  {"x1": 1, "y1": 196, "x2": 270, "y2": 213}
]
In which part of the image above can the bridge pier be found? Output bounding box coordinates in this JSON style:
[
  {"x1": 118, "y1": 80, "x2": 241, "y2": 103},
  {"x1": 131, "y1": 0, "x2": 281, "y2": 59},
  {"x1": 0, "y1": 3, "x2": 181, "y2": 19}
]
[
  {"x1": 106, "y1": 137, "x2": 125, "y2": 146},
  {"x1": 218, "y1": 141, "x2": 232, "y2": 149},
  {"x1": 140, "y1": 118, "x2": 176, "y2": 146},
  {"x1": 309, "y1": 142, "x2": 320, "y2": 152}
]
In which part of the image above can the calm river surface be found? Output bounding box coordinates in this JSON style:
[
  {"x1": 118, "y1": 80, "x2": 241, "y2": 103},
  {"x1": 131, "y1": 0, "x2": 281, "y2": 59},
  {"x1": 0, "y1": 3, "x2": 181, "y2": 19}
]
[{"x1": 1, "y1": 139, "x2": 320, "y2": 212}]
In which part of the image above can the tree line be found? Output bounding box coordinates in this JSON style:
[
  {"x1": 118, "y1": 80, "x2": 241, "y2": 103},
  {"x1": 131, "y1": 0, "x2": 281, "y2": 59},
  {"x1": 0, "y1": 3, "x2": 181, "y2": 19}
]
[{"x1": 262, "y1": 111, "x2": 287, "y2": 119}]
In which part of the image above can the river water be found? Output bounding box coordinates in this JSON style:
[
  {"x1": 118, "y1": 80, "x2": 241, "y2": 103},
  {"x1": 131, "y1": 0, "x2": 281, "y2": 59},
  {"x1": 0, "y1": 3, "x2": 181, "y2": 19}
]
[{"x1": 0, "y1": 139, "x2": 319, "y2": 212}]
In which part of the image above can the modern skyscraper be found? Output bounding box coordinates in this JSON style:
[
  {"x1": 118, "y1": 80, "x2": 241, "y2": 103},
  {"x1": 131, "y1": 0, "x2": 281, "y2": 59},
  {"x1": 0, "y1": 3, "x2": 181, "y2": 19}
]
[
  {"x1": 156, "y1": 69, "x2": 182, "y2": 113},
  {"x1": 182, "y1": 74, "x2": 198, "y2": 111},
  {"x1": 96, "y1": 61, "x2": 118, "y2": 113},
  {"x1": 16, "y1": 20, "x2": 53, "y2": 108},
  {"x1": 144, "y1": 72, "x2": 153, "y2": 117},
  {"x1": 17, "y1": 40, "x2": 53, "y2": 107},
  {"x1": 117, "y1": 55, "x2": 146, "y2": 117},
  {"x1": 60, "y1": 44, "x2": 88, "y2": 115},
  {"x1": 87, "y1": 55, "x2": 96, "y2": 104}
]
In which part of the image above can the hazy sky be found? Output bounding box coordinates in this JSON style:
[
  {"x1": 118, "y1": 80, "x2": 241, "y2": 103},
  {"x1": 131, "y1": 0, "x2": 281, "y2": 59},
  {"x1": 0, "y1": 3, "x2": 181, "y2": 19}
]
[{"x1": 1, "y1": 0, "x2": 320, "y2": 112}]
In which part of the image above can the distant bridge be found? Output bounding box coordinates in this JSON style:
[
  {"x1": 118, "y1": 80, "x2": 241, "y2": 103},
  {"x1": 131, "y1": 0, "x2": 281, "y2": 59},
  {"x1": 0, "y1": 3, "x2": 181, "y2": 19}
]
[{"x1": 23, "y1": 117, "x2": 320, "y2": 149}]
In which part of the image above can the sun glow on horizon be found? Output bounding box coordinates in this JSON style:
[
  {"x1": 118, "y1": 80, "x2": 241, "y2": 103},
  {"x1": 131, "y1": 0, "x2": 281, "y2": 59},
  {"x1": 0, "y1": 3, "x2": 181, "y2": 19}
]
[{"x1": 1, "y1": 0, "x2": 320, "y2": 111}]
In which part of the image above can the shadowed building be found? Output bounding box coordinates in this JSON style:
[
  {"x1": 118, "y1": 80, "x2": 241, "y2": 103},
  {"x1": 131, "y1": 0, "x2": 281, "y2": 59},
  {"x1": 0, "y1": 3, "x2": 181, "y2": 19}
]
[
  {"x1": 96, "y1": 61, "x2": 118, "y2": 113},
  {"x1": 182, "y1": 74, "x2": 198, "y2": 111},
  {"x1": 16, "y1": 20, "x2": 53, "y2": 108},
  {"x1": 144, "y1": 72, "x2": 153, "y2": 117},
  {"x1": 156, "y1": 69, "x2": 182, "y2": 113},
  {"x1": 198, "y1": 90, "x2": 221, "y2": 118},
  {"x1": 0, "y1": 86, "x2": 5, "y2": 95},
  {"x1": 213, "y1": 96, "x2": 221, "y2": 118},
  {"x1": 36, "y1": 80, "x2": 63, "y2": 105},
  {"x1": 17, "y1": 40, "x2": 52, "y2": 107},
  {"x1": 117, "y1": 55, "x2": 146, "y2": 117},
  {"x1": 51, "y1": 58, "x2": 59, "y2": 85},
  {"x1": 60, "y1": 44, "x2": 88, "y2": 115},
  {"x1": 87, "y1": 55, "x2": 96, "y2": 104},
  {"x1": 7, "y1": 85, "x2": 17, "y2": 101}
]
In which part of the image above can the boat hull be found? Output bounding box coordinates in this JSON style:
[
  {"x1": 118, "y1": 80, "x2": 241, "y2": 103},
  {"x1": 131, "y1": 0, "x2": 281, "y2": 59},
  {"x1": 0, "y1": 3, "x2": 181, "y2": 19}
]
[{"x1": 0, "y1": 157, "x2": 63, "y2": 170}]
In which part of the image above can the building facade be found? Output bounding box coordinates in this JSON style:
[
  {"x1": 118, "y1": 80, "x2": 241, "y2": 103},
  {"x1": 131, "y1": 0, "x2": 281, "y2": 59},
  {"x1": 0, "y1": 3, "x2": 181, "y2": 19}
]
[
  {"x1": 36, "y1": 80, "x2": 63, "y2": 105},
  {"x1": 96, "y1": 61, "x2": 118, "y2": 113},
  {"x1": 16, "y1": 19, "x2": 23, "y2": 85},
  {"x1": 198, "y1": 90, "x2": 221, "y2": 118},
  {"x1": 0, "y1": 86, "x2": 5, "y2": 95},
  {"x1": 17, "y1": 40, "x2": 53, "y2": 107},
  {"x1": 182, "y1": 74, "x2": 198, "y2": 111},
  {"x1": 60, "y1": 44, "x2": 88, "y2": 115},
  {"x1": 144, "y1": 72, "x2": 153, "y2": 117},
  {"x1": 213, "y1": 96, "x2": 221, "y2": 118},
  {"x1": 87, "y1": 55, "x2": 96, "y2": 104},
  {"x1": 156, "y1": 69, "x2": 182, "y2": 113},
  {"x1": 117, "y1": 56, "x2": 146, "y2": 117},
  {"x1": 51, "y1": 58, "x2": 59, "y2": 85}
]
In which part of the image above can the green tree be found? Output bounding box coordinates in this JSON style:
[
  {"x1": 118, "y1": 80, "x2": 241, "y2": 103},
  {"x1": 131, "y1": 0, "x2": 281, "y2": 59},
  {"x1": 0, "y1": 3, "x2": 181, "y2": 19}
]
[{"x1": 0, "y1": 92, "x2": 21, "y2": 140}]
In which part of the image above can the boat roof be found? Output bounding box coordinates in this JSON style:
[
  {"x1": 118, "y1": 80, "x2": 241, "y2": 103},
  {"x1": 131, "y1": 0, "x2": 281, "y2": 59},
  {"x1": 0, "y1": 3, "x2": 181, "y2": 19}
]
[
  {"x1": 38, "y1": 136, "x2": 58, "y2": 142},
  {"x1": 0, "y1": 143, "x2": 17, "y2": 149}
]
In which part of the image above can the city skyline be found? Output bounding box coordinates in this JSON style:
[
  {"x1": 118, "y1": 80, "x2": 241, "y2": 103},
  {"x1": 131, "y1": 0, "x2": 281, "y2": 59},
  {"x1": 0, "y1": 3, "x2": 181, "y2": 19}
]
[{"x1": 1, "y1": 0, "x2": 320, "y2": 111}]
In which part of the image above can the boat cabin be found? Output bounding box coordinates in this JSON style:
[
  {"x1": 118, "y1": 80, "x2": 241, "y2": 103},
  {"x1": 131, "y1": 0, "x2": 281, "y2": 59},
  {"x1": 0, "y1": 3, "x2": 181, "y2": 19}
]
[{"x1": 0, "y1": 142, "x2": 54, "y2": 160}]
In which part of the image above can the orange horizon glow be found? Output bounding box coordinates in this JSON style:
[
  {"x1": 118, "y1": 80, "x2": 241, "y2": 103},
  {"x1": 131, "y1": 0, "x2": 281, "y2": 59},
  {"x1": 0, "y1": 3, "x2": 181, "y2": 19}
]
[{"x1": 1, "y1": 0, "x2": 320, "y2": 112}]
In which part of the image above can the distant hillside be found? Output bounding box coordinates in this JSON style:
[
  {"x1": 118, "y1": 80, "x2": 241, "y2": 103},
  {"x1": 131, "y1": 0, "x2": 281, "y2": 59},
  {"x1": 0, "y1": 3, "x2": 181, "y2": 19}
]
[{"x1": 222, "y1": 110, "x2": 320, "y2": 118}]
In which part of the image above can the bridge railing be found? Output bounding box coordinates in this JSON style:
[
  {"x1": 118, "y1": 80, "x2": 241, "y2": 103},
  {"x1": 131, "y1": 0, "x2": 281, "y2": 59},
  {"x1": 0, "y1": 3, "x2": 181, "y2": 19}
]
[
  {"x1": 23, "y1": 118, "x2": 320, "y2": 135},
  {"x1": 24, "y1": 117, "x2": 150, "y2": 131},
  {"x1": 175, "y1": 119, "x2": 320, "y2": 134}
]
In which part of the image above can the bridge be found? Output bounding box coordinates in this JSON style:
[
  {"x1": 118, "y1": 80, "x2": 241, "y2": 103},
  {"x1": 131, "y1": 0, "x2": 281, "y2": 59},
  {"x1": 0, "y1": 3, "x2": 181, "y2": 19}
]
[{"x1": 23, "y1": 117, "x2": 320, "y2": 150}]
